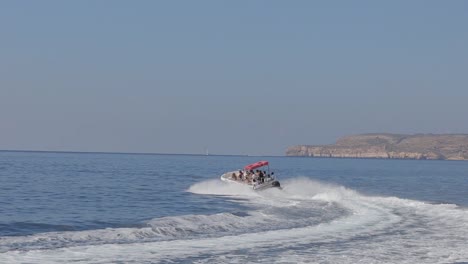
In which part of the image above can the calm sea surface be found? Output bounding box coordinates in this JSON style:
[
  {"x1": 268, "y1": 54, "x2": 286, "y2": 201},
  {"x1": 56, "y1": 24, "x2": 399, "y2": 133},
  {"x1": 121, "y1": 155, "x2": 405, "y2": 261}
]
[{"x1": 1, "y1": 151, "x2": 467, "y2": 263}]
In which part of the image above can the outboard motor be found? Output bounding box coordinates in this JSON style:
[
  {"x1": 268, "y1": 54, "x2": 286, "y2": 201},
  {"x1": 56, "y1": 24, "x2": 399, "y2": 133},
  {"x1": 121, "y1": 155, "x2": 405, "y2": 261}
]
[{"x1": 272, "y1": 180, "x2": 281, "y2": 188}]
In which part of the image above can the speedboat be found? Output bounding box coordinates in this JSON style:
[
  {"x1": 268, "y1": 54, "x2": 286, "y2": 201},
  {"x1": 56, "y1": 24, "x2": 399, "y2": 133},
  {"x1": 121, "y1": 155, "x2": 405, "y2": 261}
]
[{"x1": 220, "y1": 160, "x2": 281, "y2": 190}]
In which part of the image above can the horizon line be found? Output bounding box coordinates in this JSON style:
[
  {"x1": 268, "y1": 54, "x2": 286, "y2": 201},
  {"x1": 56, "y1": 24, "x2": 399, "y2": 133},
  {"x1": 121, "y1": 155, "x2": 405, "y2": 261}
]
[{"x1": 0, "y1": 149, "x2": 285, "y2": 157}]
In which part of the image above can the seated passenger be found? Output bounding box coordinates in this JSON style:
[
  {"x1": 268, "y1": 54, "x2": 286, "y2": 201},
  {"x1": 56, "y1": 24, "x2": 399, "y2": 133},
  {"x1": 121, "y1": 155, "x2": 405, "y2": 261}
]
[
  {"x1": 246, "y1": 174, "x2": 252, "y2": 184},
  {"x1": 252, "y1": 173, "x2": 258, "y2": 183}
]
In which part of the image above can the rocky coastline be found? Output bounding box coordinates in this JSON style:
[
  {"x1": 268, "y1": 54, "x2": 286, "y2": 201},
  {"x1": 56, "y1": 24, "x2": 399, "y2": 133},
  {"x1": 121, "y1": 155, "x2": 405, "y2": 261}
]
[{"x1": 286, "y1": 134, "x2": 468, "y2": 160}]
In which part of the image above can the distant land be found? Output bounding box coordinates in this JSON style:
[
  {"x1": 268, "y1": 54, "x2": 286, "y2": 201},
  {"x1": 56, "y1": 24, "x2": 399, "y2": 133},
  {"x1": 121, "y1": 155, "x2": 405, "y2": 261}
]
[{"x1": 286, "y1": 134, "x2": 468, "y2": 160}]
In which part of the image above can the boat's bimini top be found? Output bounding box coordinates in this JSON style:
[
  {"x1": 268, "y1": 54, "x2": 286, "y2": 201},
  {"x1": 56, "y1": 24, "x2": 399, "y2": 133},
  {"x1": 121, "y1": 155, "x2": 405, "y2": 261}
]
[{"x1": 244, "y1": 161, "x2": 269, "y2": 171}]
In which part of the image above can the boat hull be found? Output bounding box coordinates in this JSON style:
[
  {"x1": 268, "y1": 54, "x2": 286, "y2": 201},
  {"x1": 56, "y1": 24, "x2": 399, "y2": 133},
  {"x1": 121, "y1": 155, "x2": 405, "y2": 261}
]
[{"x1": 220, "y1": 171, "x2": 281, "y2": 190}]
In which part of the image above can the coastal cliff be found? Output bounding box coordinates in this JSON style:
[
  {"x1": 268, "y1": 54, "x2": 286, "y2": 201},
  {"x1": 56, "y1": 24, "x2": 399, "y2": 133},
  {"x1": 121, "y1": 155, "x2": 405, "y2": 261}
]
[{"x1": 286, "y1": 134, "x2": 468, "y2": 160}]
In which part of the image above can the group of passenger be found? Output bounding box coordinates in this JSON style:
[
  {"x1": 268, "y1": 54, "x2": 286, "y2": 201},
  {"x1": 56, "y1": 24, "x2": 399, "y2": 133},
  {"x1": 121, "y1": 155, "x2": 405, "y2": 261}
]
[{"x1": 231, "y1": 169, "x2": 274, "y2": 185}]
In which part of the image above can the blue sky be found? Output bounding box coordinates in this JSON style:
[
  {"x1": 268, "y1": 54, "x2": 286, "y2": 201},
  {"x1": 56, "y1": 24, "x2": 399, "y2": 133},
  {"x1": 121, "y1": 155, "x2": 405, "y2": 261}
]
[{"x1": 1, "y1": 1, "x2": 467, "y2": 155}]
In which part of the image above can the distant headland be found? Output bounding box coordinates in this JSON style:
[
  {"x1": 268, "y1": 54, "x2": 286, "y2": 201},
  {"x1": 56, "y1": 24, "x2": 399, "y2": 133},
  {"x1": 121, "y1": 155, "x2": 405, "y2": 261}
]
[{"x1": 286, "y1": 133, "x2": 468, "y2": 160}]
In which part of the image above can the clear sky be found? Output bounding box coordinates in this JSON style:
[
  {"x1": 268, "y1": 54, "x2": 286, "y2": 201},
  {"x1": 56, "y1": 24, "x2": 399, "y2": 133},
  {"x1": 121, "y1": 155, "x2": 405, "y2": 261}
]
[{"x1": 1, "y1": 1, "x2": 467, "y2": 156}]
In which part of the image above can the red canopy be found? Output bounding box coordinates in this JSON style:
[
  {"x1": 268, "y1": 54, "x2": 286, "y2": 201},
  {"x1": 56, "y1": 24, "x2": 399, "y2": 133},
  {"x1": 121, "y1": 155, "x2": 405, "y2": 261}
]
[{"x1": 244, "y1": 161, "x2": 269, "y2": 171}]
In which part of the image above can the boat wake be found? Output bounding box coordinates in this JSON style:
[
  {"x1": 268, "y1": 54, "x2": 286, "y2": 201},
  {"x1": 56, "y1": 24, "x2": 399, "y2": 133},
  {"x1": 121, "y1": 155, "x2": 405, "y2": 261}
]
[{"x1": 1, "y1": 178, "x2": 468, "y2": 263}]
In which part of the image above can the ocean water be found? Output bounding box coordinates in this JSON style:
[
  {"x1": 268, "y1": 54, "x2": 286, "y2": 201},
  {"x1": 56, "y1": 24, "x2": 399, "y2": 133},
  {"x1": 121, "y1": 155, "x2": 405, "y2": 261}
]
[{"x1": 0, "y1": 151, "x2": 468, "y2": 263}]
